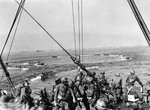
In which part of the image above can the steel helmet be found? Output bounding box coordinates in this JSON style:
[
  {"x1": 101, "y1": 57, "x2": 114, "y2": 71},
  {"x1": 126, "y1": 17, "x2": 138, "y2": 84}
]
[
  {"x1": 95, "y1": 99, "x2": 106, "y2": 110},
  {"x1": 86, "y1": 76, "x2": 93, "y2": 82},
  {"x1": 61, "y1": 77, "x2": 68, "y2": 83},
  {"x1": 115, "y1": 73, "x2": 120, "y2": 77},
  {"x1": 76, "y1": 76, "x2": 81, "y2": 81},
  {"x1": 33, "y1": 99, "x2": 40, "y2": 105},
  {"x1": 130, "y1": 69, "x2": 135, "y2": 74}
]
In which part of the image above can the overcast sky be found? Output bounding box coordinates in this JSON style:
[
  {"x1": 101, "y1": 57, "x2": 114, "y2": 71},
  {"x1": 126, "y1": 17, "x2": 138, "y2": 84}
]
[{"x1": 0, "y1": 0, "x2": 150, "y2": 53}]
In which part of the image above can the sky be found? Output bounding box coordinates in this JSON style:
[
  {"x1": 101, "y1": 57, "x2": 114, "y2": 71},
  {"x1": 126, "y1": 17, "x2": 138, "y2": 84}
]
[{"x1": 0, "y1": 0, "x2": 150, "y2": 53}]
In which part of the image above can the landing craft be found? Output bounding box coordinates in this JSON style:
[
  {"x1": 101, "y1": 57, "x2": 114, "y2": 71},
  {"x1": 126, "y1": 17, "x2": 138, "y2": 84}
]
[{"x1": 51, "y1": 56, "x2": 58, "y2": 58}]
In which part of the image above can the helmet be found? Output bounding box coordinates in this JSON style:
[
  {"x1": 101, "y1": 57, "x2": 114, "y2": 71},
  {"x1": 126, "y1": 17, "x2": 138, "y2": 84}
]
[
  {"x1": 86, "y1": 76, "x2": 93, "y2": 83},
  {"x1": 115, "y1": 73, "x2": 120, "y2": 77},
  {"x1": 95, "y1": 99, "x2": 106, "y2": 110},
  {"x1": 79, "y1": 71, "x2": 83, "y2": 75},
  {"x1": 130, "y1": 69, "x2": 135, "y2": 74},
  {"x1": 23, "y1": 80, "x2": 29, "y2": 86},
  {"x1": 76, "y1": 76, "x2": 81, "y2": 81},
  {"x1": 100, "y1": 71, "x2": 105, "y2": 75},
  {"x1": 33, "y1": 99, "x2": 39, "y2": 105},
  {"x1": 61, "y1": 77, "x2": 68, "y2": 83},
  {"x1": 68, "y1": 80, "x2": 73, "y2": 87},
  {"x1": 93, "y1": 72, "x2": 96, "y2": 76}
]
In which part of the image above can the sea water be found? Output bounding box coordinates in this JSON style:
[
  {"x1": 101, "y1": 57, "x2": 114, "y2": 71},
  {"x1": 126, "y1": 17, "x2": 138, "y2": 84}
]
[{"x1": 0, "y1": 46, "x2": 150, "y2": 95}]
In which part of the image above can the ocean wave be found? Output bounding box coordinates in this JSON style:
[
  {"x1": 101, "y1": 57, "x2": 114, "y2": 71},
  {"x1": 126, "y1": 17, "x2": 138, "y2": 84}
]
[
  {"x1": 21, "y1": 68, "x2": 29, "y2": 71},
  {"x1": 22, "y1": 62, "x2": 29, "y2": 65},
  {"x1": 7, "y1": 67, "x2": 29, "y2": 71},
  {"x1": 93, "y1": 53, "x2": 131, "y2": 62},
  {"x1": 7, "y1": 67, "x2": 21, "y2": 70},
  {"x1": 86, "y1": 66, "x2": 100, "y2": 70},
  {"x1": 30, "y1": 75, "x2": 41, "y2": 82},
  {"x1": 34, "y1": 63, "x2": 43, "y2": 67}
]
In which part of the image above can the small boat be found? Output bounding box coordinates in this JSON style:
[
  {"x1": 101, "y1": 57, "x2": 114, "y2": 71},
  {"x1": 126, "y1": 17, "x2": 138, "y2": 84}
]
[
  {"x1": 51, "y1": 56, "x2": 58, "y2": 58},
  {"x1": 93, "y1": 53, "x2": 101, "y2": 56},
  {"x1": 40, "y1": 71, "x2": 53, "y2": 81},
  {"x1": 34, "y1": 61, "x2": 44, "y2": 67}
]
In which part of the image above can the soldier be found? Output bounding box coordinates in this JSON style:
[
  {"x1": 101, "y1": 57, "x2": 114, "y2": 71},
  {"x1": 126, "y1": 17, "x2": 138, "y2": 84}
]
[
  {"x1": 82, "y1": 74, "x2": 99, "y2": 110},
  {"x1": 110, "y1": 73, "x2": 122, "y2": 104},
  {"x1": 126, "y1": 70, "x2": 143, "y2": 91},
  {"x1": 54, "y1": 77, "x2": 76, "y2": 110},
  {"x1": 97, "y1": 71, "x2": 109, "y2": 93},
  {"x1": 98, "y1": 71, "x2": 109, "y2": 86},
  {"x1": 19, "y1": 79, "x2": 33, "y2": 109}
]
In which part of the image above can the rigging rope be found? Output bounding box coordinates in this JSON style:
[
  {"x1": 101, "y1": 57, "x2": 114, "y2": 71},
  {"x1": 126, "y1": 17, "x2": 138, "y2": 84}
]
[
  {"x1": 0, "y1": 56, "x2": 16, "y2": 94},
  {"x1": 0, "y1": 0, "x2": 25, "y2": 95},
  {"x1": 127, "y1": 0, "x2": 150, "y2": 45},
  {"x1": 80, "y1": 0, "x2": 84, "y2": 63},
  {"x1": 6, "y1": 3, "x2": 24, "y2": 63},
  {"x1": 78, "y1": 0, "x2": 81, "y2": 62},
  {"x1": 71, "y1": 0, "x2": 77, "y2": 57},
  {"x1": 0, "y1": 2, "x2": 25, "y2": 83},
  {"x1": 77, "y1": 0, "x2": 84, "y2": 63},
  {"x1": 14, "y1": 0, "x2": 92, "y2": 77},
  {"x1": 0, "y1": 0, "x2": 25, "y2": 56}
]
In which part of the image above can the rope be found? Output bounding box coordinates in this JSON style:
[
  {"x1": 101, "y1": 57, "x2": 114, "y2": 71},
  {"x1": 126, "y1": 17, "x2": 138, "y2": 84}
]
[
  {"x1": 5, "y1": 2, "x2": 24, "y2": 63},
  {"x1": 78, "y1": 0, "x2": 81, "y2": 62},
  {"x1": 14, "y1": 0, "x2": 94, "y2": 79},
  {"x1": 0, "y1": 1, "x2": 25, "y2": 83},
  {"x1": 0, "y1": 0, "x2": 25, "y2": 56},
  {"x1": 0, "y1": 56, "x2": 16, "y2": 95},
  {"x1": 14, "y1": 0, "x2": 88, "y2": 68},
  {"x1": 127, "y1": 0, "x2": 150, "y2": 45},
  {"x1": 71, "y1": 0, "x2": 77, "y2": 57},
  {"x1": 0, "y1": 0, "x2": 25, "y2": 96},
  {"x1": 80, "y1": 0, "x2": 84, "y2": 63},
  {"x1": 77, "y1": 0, "x2": 84, "y2": 63}
]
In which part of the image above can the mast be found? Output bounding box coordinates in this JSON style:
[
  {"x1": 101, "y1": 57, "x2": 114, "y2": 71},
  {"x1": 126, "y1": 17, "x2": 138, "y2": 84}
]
[{"x1": 127, "y1": 0, "x2": 150, "y2": 46}]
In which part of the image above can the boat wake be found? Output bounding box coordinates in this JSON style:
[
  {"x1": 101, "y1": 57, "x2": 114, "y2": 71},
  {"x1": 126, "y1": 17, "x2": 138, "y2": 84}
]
[
  {"x1": 30, "y1": 75, "x2": 41, "y2": 82},
  {"x1": 7, "y1": 67, "x2": 29, "y2": 71}
]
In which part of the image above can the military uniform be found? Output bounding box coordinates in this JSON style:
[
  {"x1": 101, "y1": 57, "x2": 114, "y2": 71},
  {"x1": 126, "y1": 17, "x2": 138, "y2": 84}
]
[
  {"x1": 82, "y1": 75, "x2": 99, "y2": 110},
  {"x1": 19, "y1": 80, "x2": 33, "y2": 109},
  {"x1": 126, "y1": 71, "x2": 143, "y2": 86},
  {"x1": 54, "y1": 78, "x2": 74, "y2": 110},
  {"x1": 110, "y1": 73, "x2": 122, "y2": 103}
]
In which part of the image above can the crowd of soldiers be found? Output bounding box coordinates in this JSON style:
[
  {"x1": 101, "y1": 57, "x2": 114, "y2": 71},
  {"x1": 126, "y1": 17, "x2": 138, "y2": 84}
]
[{"x1": 0, "y1": 69, "x2": 146, "y2": 110}]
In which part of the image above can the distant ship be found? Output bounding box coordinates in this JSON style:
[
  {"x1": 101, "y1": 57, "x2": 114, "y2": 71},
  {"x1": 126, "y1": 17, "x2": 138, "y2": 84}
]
[{"x1": 51, "y1": 56, "x2": 58, "y2": 58}]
